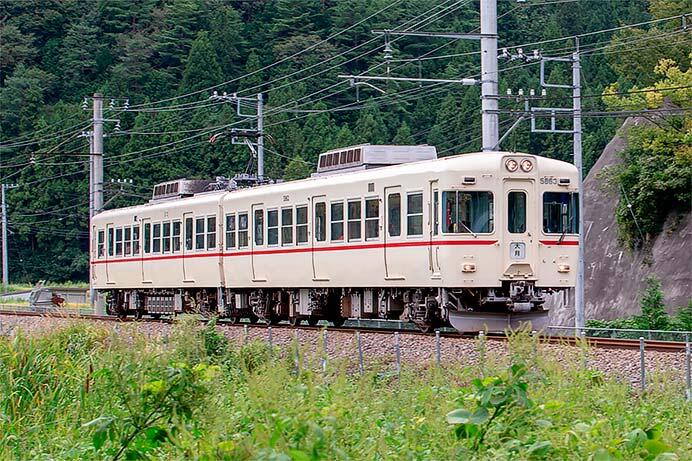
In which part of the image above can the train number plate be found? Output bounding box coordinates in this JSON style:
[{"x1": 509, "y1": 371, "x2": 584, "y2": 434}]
[{"x1": 509, "y1": 242, "x2": 526, "y2": 260}]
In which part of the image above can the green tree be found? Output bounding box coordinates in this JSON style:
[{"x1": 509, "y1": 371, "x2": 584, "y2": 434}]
[
  {"x1": 180, "y1": 31, "x2": 222, "y2": 94},
  {"x1": 0, "y1": 24, "x2": 36, "y2": 83},
  {"x1": 209, "y1": 6, "x2": 244, "y2": 79},
  {"x1": 283, "y1": 156, "x2": 312, "y2": 181},
  {"x1": 393, "y1": 121, "x2": 414, "y2": 144},
  {"x1": 637, "y1": 277, "x2": 669, "y2": 330}
]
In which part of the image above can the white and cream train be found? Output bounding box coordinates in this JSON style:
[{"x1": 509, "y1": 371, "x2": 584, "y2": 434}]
[{"x1": 91, "y1": 145, "x2": 579, "y2": 331}]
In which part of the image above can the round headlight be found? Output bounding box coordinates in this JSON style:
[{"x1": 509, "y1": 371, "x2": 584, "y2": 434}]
[
  {"x1": 505, "y1": 159, "x2": 519, "y2": 172},
  {"x1": 520, "y1": 159, "x2": 534, "y2": 172}
]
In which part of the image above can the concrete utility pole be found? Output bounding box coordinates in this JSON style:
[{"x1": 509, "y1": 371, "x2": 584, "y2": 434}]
[
  {"x1": 92, "y1": 93, "x2": 104, "y2": 216},
  {"x1": 480, "y1": 0, "x2": 499, "y2": 151},
  {"x1": 1, "y1": 184, "x2": 17, "y2": 288},
  {"x1": 572, "y1": 40, "x2": 585, "y2": 332},
  {"x1": 256, "y1": 93, "x2": 265, "y2": 179}
]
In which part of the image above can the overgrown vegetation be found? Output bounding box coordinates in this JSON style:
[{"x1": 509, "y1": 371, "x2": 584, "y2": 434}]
[
  {"x1": 2, "y1": 0, "x2": 688, "y2": 282},
  {"x1": 1, "y1": 318, "x2": 689, "y2": 460},
  {"x1": 587, "y1": 276, "x2": 692, "y2": 337}
]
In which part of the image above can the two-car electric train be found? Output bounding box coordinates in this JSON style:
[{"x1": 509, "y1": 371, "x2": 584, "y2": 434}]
[{"x1": 91, "y1": 145, "x2": 579, "y2": 331}]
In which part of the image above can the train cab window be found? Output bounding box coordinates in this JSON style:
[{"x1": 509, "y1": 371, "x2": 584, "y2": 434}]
[
  {"x1": 153, "y1": 223, "x2": 162, "y2": 253},
  {"x1": 225, "y1": 214, "x2": 236, "y2": 249},
  {"x1": 315, "y1": 202, "x2": 326, "y2": 242},
  {"x1": 365, "y1": 198, "x2": 379, "y2": 240},
  {"x1": 433, "y1": 190, "x2": 439, "y2": 236},
  {"x1": 238, "y1": 213, "x2": 249, "y2": 248},
  {"x1": 543, "y1": 192, "x2": 579, "y2": 234},
  {"x1": 172, "y1": 220, "x2": 181, "y2": 252},
  {"x1": 281, "y1": 207, "x2": 293, "y2": 245},
  {"x1": 195, "y1": 217, "x2": 205, "y2": 250},
  {"x1": 267, "y1": 210, "x2": 279, "y2": 246},
  {"x1": 185, "y1": 217, "x2": 193, "y2": 251},
  {"x1": 144, "y1": 223, "x2": 151, "y2": 254},
  {"x1": 347, "y1": 200, "x2": 361, "y2": 241},
  {"x1": 387, "y1": 193, "x2": 401, "y2": 237},
  {"x1": 97, "y1": 230, "x2": 105, "y2": 258},
  {"x1": 207, "y1": 216, "x2": 216, "y2": 249},
  {"x1": 124, "y1": 226, "x2": 132, "y2": 256},
  {"x1": 508, "y1": 191, "x2": 527, "y2": 233},
  {"x1": 133, "y1": 225, "x2": 140, "y2": 255},
  {"x1": 254, "y1": 210, "x2": 264, "y2": 246},
  {"x1": 115, "y1": 227, "x2": 123, "y2": 256},
  {"x1": 330, "y1": 202, "x2": 344, "y2": 241},
  {"x1": 296, "y1": 206, "x2": 308, "y2": 244},
  {"x1": 407, "y1": 192, "x2": 423, "y2": 236},
  {"x1": 162, "y1": 221, "x2": 171, "y2": 253},
  {"x1": 442, "y1": 191, "x2": 494, "y2": 234}
]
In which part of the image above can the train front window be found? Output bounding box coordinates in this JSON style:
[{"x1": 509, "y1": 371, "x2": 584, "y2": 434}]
[
  {"x1": 508, "y1": 191, "x2": 527, "y2": 233},
  {"x1": 442, "y1": 191, "x2": 494, "y2": 234},
  {"x1": 543, "y1": 192, "x2": 579, "y2": 234}
]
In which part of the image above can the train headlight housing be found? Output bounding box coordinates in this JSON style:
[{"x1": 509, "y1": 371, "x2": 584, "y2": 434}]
[
  {"x1": 462, "y1": 263, "x2": 476, "y2": 273},
  {"x1": 505, "y1": 159, "x2": 519, "y2": 172},
  {"x1": 558, "y1": 264, "x2": 571, "y2": 273},
  {"x1": 520, "y1": 159, "x2": 534, "y2": 172}
]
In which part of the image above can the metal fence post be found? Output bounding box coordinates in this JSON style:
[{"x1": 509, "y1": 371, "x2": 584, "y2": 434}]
[
  {"x1": 294, "y1": 329, "x2": 300, "y2": 373},
  {"x1": 321, "y1": 329, "x2": 328, "y2": 372},
  {"x1": 356, "y1": 331, "x2": 364, "y2": 375},
  {"x1": 581, "y1": 330, "x2": 588, "y2": 369},
  {"x1": 478, "y1": 331, "x2": 486, "y2": 375},
  {"x1": 267, "y1": 326, "x2": 273, "y2": 357},
  {"x1": 435, "y1": 330, "x2": 441, "y2": 366},
  {"x1": 685, "y1": 341, "x2": 691, "y2": 402},
  {"x1": 243, "y1": 324, "x2": 248, "y2": 344},
  {"x1": 639, "y1": 337, "x2": 646, "y2": 391},
  {"x1": 394, "y1": 332, "x2": 401, "y2": 377}
]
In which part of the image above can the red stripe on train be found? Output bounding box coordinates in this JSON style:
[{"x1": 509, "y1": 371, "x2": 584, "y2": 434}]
[
  {"x1": 538, "y1": 240, "x2": 578, "y2": 246},
  {"x1": 91, "y1": 239, "x2": 498, "y2": 265}
]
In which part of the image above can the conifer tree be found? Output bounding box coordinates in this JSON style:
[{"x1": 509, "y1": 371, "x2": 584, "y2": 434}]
[{"x1": 180, "y1": 31, "x2": 222, "y2": 94}]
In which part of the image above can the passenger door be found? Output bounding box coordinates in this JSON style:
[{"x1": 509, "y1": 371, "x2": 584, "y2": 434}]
[
  {"x1": 383, "y1": 186, "x2": 404, "y2": 280},
  {"x1": 250, "y1": 203, "x2": 266, "y2": 282},
  {"x1": 428, "y1": 180, "x2": 441, "y2": 279},
  {"x1": 503, "y1": 179, "x2": 535, "y2": 278},
  {"x1": 311, "y1": 195, "x2": 329, "y2": 281},
  {"x1": 105, "y1": 222, "x2": 114, "y2": 283},
  {"x1": 182, "y1": 212, "x2": 194, "y2": 282}
]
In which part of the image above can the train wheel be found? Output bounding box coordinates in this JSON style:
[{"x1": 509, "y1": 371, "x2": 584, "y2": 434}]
[
  {"x1": 150, "y1": 313, "x2": 161, "y2": 320},
  {"x1": 307, "y1": 317, "x2": 319, "y2": 326},
  {"x1": 134, "y1": 310, "x2": 143, "y2": 320},
  {"x1": 418, "y1": 324, "x2": 434, "y2": 334},
  {"x1": 289, "y1": 316, "x2": 301, "y2": 327},
  {"x1": 248, "y1": 314, "x2": 259, "y2": 324},
  {"x1": 228, "y1": 316, "x2": 239, "y2": 324},
  {"x1": 331, "y1": 317, "x2": 346, "y2": 327}
]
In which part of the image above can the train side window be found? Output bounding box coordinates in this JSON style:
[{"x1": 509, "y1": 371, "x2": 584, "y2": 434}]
[
  {"x1": 124, "y1": 226, "x2": 132, "y2": 256},
  {"x1": 97, "y1": 230, "x2": 105, "y2": 258},
  {"x1": 296, "y1": 206, "x2": 308, "y2": 244},
  {"x1": 387, "y1": 193, "x2": 401, "y2": 237},
  {"x1": 442, "y1": 191, "x2": 494, "y2": 234},
  {"x1": 195, "y1": 217, "x2": 205, "y2": 250},
  {"x1": 407, "y1": 192, "x2": 423, "y2": 236},
  {"x1": 267, "y1": 210, "x2": 279, "y2": 245},
  {"x1": 314, "y1": 202, "x2": 326, "y2": 242},
  {"x1": 365, "y1": 198, "x2": 379, "y2": 240},
  {"x1": 207, "y1": 216, "x2": 216, "y2": 250},
  {"x1": 348, "y1": 199, "x2": 362, "y2": 241},
  {"x1": 254, "y1": 209, "x2": 264, "y2": 246},
  {"x1": 433, "y1": 190, "x2": 439, "y2": 236},
  {"x1": 281, "y1": 207, "x2": 293, "y2": 245},
  {"x1": 185, "y1": 217, "x2": 193, "y2": 250},
  {"x1": 330, "y1": 201, "x2": 344, "y2": 241},
  {"x1": 115, "y1": 227, "x2": 123, "y2": 256},
  {"x1": 225, "y1": 214, "x2": 236, "y2": 249},
  {"x1": 162, "y1": 221, "x2": 171, "y2": 253},
  {"x1": 172, "y1": 220, "x2": 181, "y2": 252},
  {"x1": 144, "y1": 223, "x2": 151, "y2": 254},
  {"x1": 508, "y1": 191, "x2": 527, "y2": 233},
  {"x1": 238, "y1": 213, "x2": 249, "y2": 248},
  {"x1": 133, "y1": 225, "x2": 140, "y2": 255},
  {"x1": 152, "y1": 223, "x2": 162, "y2": 253}
]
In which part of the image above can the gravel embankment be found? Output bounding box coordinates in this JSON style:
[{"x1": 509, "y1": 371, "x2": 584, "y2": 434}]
[{"x1": 0, "y1": 314, "x2": 688, "y2": 388}]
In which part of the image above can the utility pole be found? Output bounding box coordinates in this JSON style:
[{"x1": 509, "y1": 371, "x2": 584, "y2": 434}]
[
  {"x1": 256, "y1": 93, "x2": 265, "y2": 180},
  {"x1": 572, "y1": 39, "x2": 585, "y2": 332},
  {"x1": 92, "y1": 93, "x2": 104, "y2": 215},
  {"x1": 480, "y1": 0, "x2": 499, "y2": 151},
  {"x1": 1, "y1": 184, "x2": 17, "y2": 289}
]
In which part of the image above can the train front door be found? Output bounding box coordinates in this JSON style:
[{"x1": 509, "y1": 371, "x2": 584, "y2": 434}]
[{"x1": 503, "y1": 179, "x2": 535, "y2": 278}]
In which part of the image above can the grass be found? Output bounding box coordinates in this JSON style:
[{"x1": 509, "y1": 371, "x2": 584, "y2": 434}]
[
  {"x1": 0, "y1": 319, "x2": 689, "y2": 460},
  {"x1": 1, "y1": 281, "x2": 89, "y2": 294}
]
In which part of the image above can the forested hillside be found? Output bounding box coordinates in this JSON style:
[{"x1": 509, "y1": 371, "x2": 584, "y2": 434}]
[{"x1": 0, "y1": 0, "x2": 688, "y2": 282}]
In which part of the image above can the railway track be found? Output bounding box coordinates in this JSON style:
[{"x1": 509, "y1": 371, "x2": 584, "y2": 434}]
[{"x1": 0, "y1": 307, "x2": 687, "y2": 353}]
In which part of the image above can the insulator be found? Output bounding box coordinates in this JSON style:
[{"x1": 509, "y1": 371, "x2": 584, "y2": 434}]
[
  {"x1": 506, "y1": 88, "x2": 512, "y2": 95},
  {"x1": 529, "y1": 89, "x2": 535, "y2": 96},
  {"x1": 518, "y1": 88, "x2": 524, "y2": 96}
]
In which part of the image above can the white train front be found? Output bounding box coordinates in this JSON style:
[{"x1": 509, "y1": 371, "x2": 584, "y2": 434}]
[{"x1": 91, "y1": 145, "x2": 579, "y2": 331}]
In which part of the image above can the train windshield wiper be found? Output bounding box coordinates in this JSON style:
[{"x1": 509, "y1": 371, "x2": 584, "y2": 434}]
[
  {"x1": 459, "y1": 221, "x2": 478, "y2": 238},
  {"x1": 557, "y1": 215, "x2": 574, "y2": 244}
]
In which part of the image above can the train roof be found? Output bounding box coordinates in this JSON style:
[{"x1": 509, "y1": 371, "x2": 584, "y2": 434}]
[{"x1": 93, "y1": 151, "x2": 577, "y2": 220}]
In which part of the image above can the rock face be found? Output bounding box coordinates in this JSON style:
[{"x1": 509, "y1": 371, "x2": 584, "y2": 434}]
[{"x1": 548, "y1": 116, "x2": 691, "y2": 327}]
